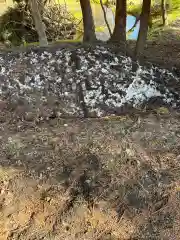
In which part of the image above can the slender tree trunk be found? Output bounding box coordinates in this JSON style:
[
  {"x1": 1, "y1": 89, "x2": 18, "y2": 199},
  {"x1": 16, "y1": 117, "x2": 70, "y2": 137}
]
[
  {"x1": 100, "y1": 0, "x2": 112, "y2": 37},
  {"x1": 109, "y1": 0, "x2": 126, "y2": 46},
  {"x1": 135, "y1": 0, "x2": 151, "y2": 57},
  {"x1": 79, "y1": 0, "x2": 96, "y2": 42},
  {"x1": 161, "y1": 0, "x2": 167, "y2": 26},
  {"x1": 29, "y1": 0, "x2": 48, "y2": 46}
]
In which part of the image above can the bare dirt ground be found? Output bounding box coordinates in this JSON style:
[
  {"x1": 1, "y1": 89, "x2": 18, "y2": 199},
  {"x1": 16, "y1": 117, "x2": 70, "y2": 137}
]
[
  {"x1": 0, "y1": 107, "x2": 180, "y2": 239},
  {"x1": 127, "y1": 40, "x2": 180, "y2": 70},
  {"x1": 0, "y1": 40, "x2": 180, "y2": 239}
]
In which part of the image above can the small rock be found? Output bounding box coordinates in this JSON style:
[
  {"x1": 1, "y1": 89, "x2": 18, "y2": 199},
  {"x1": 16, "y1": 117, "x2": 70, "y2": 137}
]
[
  {"x1": 16, "y1": 160, "x2": 22, "y2": 166},
  {"x1": 126, "y1": 148, "x2": 135, "y2": 157},
  {"x1": 46, "y1": 197, "x2": 51, "y2": 202},
  {"x1": 39, "y1": 173, "x2": 43, "y2": 179},
  {"x1": 57, "y1": 112, "x2": 62, "y2": 117}
]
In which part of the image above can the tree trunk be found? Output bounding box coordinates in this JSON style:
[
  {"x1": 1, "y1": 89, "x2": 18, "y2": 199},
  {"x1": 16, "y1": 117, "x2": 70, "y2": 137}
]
[
  {"x1": 135, "y1": 0, "x2": 151, "y2": 57},
  {"x1": 109, "y1": 0, "x2": 126, "y2": 46},
  {"x1": 161, "y1": 0, "x2": 167, "y2": 26},
  {"x1": 29, "y1": 0, "x2": 48, "y2": 46},
  {"x1": 79, "y1": 0, "x2": 96, "y2": 42},
  {"x1": 100, "y1": 0, "x2": 112, "y2": 37}
]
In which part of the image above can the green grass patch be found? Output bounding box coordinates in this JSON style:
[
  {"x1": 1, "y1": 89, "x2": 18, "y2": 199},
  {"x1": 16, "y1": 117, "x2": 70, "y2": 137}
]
[
  {"x1": 148, "y1": 0, "x2": 180, "y2": 40},
  {"x1": 127, "y1": 0, "x2": 180, "y2": 40},
  {"x1": 23, "y1": 39, "x2": 82, "y2": 47}
]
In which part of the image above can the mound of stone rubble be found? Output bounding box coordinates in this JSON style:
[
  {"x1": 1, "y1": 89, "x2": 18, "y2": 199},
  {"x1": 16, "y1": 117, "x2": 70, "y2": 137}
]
[{"x1": 0, "y1": 45, "x2": 180, "y2": 119}]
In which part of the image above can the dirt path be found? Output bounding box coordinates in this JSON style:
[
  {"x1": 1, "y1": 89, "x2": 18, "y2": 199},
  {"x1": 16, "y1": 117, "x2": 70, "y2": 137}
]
[{"x1": 0, "y1": 109, "x2": 180, "y2": 239}]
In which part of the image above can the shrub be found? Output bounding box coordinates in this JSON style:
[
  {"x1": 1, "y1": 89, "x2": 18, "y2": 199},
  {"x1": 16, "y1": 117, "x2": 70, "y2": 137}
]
[{"x1": 0, "y1": 1, "x2": 78, "y2": 46}]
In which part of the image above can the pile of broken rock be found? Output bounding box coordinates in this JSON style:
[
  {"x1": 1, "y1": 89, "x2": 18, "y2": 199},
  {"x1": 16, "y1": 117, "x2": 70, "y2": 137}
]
[{"x1": 0, "y1": 45, "x2": 180, "y2": 119}]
